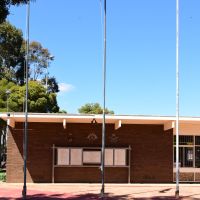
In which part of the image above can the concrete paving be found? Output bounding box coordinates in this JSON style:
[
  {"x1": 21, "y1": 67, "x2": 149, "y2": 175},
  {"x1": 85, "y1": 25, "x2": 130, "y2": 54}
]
[{"x1": 0, "y1": 183, "x2": 200, "y2": 199}]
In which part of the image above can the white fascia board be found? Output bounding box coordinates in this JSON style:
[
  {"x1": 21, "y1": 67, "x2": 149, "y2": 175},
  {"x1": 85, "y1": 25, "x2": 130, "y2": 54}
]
[{"x1": 2, "y1": 113, "x2": 200, "y2": 125}]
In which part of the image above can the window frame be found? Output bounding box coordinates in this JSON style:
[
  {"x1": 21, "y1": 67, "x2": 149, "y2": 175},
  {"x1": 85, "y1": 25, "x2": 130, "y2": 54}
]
[{"x1": 173, "y1": 135, "x2": 200, "y2": 168}]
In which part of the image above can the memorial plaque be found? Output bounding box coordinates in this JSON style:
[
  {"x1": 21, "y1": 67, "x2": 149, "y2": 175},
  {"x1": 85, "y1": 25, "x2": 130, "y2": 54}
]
[
  {"x1": 83, "y1": 151, "x2": 101, "y2": 164},
  {"x1": 105, "y1": 148, "x2": 114, "y2": 166},
  {"x1": 114, "y1": 149, "x2": 126, "y2": 166},
  {"x1": 71, "y1": 148, "x2": 82, "y2": 165},
  {"x1": 57, "y1": 148, "x2": 69, "y2": 165}
]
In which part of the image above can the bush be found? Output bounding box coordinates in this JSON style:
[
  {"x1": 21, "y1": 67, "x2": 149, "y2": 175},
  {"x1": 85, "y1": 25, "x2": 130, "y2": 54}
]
[{"x1": 0, "y1": 171, "x2": 6, "y2": 182}]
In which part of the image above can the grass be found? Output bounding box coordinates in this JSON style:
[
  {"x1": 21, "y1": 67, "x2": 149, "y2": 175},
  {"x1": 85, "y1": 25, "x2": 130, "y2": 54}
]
[{"x1": 0, "y1": 169, "x2": 6, "y2": 182}]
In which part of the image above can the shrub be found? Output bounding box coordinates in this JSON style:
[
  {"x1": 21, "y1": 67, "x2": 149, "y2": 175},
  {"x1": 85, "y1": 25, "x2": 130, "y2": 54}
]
[{"x1": 0, "y1": 171, "x2": 6, "y2": 182}]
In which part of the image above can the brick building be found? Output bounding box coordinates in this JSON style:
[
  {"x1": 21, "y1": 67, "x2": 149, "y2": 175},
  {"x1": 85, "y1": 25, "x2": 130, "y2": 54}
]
[{"x1": 0, "y1": 113, "x2": 200, "y2": 183}]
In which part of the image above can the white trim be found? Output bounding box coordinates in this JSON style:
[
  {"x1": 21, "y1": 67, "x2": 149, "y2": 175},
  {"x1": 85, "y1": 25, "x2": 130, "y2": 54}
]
[{"x1": 2, "y1": 113, "x2": 200, "y2": 127}]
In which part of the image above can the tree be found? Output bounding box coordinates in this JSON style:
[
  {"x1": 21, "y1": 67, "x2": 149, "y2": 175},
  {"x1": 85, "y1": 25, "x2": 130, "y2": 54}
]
[
  {"x1": 0, "y1": 21, "x2": 24, "y2": 82},
  {"x1": 0, "y1": 22, "x2": 61, "y2": 113},
  {"x1": 0, "y1": 79, "x2": 60, "y2": 113},
  {"x1": 0, "y1": 22, "x2": 58, "y2": 88},
  {"x1": 58, "y1": 110, "x2": 67, "y2": 113},
  {"x1": 41, "y1": 76, "x2": 59, "y2": 93},
  {"x1": 78, "y1": 103, "x2": 114, "y2": 114},
  {"x1": 0, "y1": 0, "x2": 32, "y2": 24},
  {"x1": 0, "y1": 78, "x2": 15, "y2": 112},
  {"x1": 29, "y1": 41, "x2": 54, "y2": 81}
]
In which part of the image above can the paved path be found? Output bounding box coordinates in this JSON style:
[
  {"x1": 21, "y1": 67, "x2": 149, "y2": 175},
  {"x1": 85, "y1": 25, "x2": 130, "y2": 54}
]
[{"x1": 0, "y1": 183, "x2": 200, "y2": 199}]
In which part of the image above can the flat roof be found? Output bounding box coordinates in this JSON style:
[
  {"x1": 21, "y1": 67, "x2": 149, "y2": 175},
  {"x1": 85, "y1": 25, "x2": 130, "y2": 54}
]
[{"x1": 1, "y1": 112, "x2": 200, "y2": 125}]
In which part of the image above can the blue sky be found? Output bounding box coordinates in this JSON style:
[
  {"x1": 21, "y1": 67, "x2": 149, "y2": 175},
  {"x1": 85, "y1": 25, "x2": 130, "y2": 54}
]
[{"x1": 8, "y1": 0, "x2": 200, "y2": 116}]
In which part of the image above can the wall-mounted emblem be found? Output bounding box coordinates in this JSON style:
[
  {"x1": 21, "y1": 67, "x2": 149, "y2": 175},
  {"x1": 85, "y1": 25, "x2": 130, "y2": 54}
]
[
  {"x1": 87, "y1": 133, "x2": 98, "y2": 142},
  {"x1": 110, "y1": 133, "x2": 119, "y2": 144}
]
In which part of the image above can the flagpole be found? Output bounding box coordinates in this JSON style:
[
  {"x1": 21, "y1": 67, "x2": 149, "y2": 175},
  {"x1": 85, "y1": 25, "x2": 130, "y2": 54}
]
[
  {"x1": 22, "y1": 0, "x2": 30, "y2": 199},
  {"x1": 175, "y1": 0, "x2": 180, "y2": 198},
  {"x1": 101, "y1": 0, "x2": 106, "y2": 197}
]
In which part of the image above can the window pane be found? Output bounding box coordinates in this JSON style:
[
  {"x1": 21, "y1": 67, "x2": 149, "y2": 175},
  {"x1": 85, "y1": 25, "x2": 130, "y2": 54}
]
[
  {"x1": 184, "y1": 147, "x2": 193, "y2": 167},
  {"x1": 57, "y1": 148, "x2": 69, "y2": 165},
  {"x1": 180, "y1": 136, "x2": 193, "y2": 145},
  {"x1": 174, "y1": 147, "x2": 194, "y2": 167},
  {"x1": 196, "y1": 136, "x2": 200, "y2": 145},
  {"x1": 179, "y1": 147, "x2": 183, "y2": 167},
  {"x1": 195, "y1": 147, "x2": 200, "y2": 168},
  {"x1": 174, "y1": 136, "x2": 193, "y2": 145}
]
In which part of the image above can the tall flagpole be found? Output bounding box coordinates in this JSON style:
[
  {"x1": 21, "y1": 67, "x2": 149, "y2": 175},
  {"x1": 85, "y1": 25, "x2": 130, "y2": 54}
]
[
  {"x1": 22, "y1": 0, "x2": 30, "y2": 199},
  {"x1": 175, "y1": 0, "x2": 180, "y2": 198},
  {"x1": 101, "y1": 0, "x2": 106, "y2": 197}
]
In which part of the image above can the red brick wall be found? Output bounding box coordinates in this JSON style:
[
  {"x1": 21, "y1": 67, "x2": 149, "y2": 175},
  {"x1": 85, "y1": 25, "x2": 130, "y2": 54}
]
[{"x1": 7, "y1": 122, "x2": 173, "y2": 183}]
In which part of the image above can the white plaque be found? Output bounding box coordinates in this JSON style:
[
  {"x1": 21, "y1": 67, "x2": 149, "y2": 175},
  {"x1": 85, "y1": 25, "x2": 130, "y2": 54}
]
[
  {"x1": 83, "y1": 151, "x2": 101, "y2": 164},
  {"x1": 105, "y1": 149, "x2": 114, "y2": 166},
  {"x1": 57, "y1": 148, "x2": 69, "y2": 165},
  {"x1": 114, "y1": 149, "x2": 126, "y2": 166},
  {"x1": 71, "y1": 148, "x2": 82, "y2": 165}
]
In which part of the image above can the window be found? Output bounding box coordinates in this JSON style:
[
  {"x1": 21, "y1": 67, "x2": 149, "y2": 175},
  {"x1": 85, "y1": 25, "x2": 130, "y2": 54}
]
[
  {"x1": 174, "y1": 136, "x2": 200, "y2": 168},
  {"x1": 174, "y1": 147, "x2": 193, "y2": 167},
  {"x1": 195, "y1": 136, "x2": 200, "y2": 145},
  {"x1": 195, "y1": 147, "x2": 200, "y2": 168},
  {"x1": 174, "y1": 136, "x2": 193, "y2": 145}
]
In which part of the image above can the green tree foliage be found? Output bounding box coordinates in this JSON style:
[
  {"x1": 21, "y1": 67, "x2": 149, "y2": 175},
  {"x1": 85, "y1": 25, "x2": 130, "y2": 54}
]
[
  {"x1": 78, "y1": 103, "x2": 114, "y2": 114},
  {"x1": 0, "y1": 22, "x2": 24, "y2": 81},
  {"x1": 0, "y1": 22, "x2": 57, "y2": 86},
  {"x1": 0, "y1": 1, "x2": 9, "y2": 25},
  {"x1": 0, "y1": 79, "x2": 59, "y2": 113},
  {"x1": 29, "y1": 41, "x2": 54, "y2": 81},
  {"x1": 0, "y1": 22, "x2": 61, "y2": 113},
  {"x1": 16, "y1": 41, "x2": 55, "y2": 85},
  {"x1": 58, "y1": 110, "x2": 67, "y2": 114},
  {"x1": 0, "y1": 78, "x2": 15, "y2": 111},
  {"x1": 0, "y1": 0, "x2": 31, "y2": 24},
  {"x1": 0, "y1": 20, "x2": 62, "y2": 113},
  {"x1": 41, "y1": 76, "x2": 59, "y2": 93}
]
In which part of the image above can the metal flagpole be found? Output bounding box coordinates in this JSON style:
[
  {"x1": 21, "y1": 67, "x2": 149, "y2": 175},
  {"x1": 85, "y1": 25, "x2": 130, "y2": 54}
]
[
  {"x1": 175, "y1": 0, "x2": 180, "y2": 198},
  {"x1": 101, "y1": 0, "x2": 106, "y2": 198},
  {"x1": 22, "y1": 0, "x2": 30, "y2": 199}
]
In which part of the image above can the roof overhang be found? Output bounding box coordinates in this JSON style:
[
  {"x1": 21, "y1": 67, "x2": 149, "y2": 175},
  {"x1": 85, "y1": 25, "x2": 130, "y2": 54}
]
[
  {"x1": 1, "y1": 113, "x2": 200, "y2": 133},
  {"x1": 0, "y1": 113, "x2": 175, "y2": 124}
]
